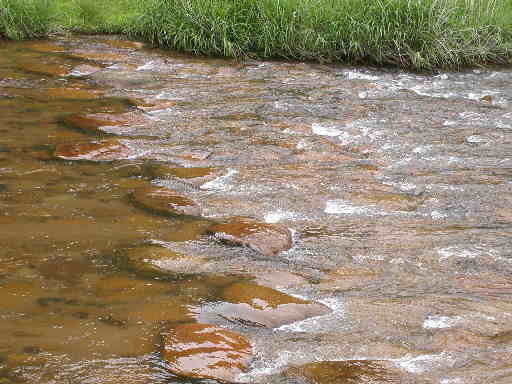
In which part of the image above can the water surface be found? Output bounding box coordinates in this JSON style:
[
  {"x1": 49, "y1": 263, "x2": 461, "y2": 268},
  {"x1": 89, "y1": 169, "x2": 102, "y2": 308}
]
[{"x1": 1, "y1": 36, "x2": 512, "y2": 384}]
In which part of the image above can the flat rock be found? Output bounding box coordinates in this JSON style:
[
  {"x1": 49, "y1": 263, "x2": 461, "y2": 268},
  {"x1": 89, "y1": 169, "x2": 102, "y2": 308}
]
[
  {"x1": 253, "y1": 270, "x2": 308, "y2": 289},
  {"x1": 208, "y1": 218, "x2": 293, "y2": 257},
  {"x1": 70, "y1": 64, "x2": 102, "y2": 76},
  {"x1": 208, "y1": 282, "x2": 330, "y2": 328},
  {"x1": 318, "y1": 267, "x2": 380, "y2": 291},
  {"x1": 132, "y1": 186, "x2": 201, "y2": 216},
  {"x1": 122, "y1": 244, "x2": 208, "y2": 277},
  {"x1": 62, "y1": 111, "x2": 151, "y2": 135},
  {"x1": 13, "y1": 87, "x2": 102, "y2": 101},
  {"x1": 285, "y1": 360, "x2": 401, "y2": 384},
  {"x1": 54, "y1": 140, "x2": 138, "y2": 161},
  {"x1": 23, "y1": 41, "x2": 66, "y2": 53},
  {"x1": 162, "y1": 323, "x2": 253, "y2": 383},
  {"x1": 123, "y1": 296, "x2": 196, "y2": 324},
  {"x1": 347, "y1": 187, "x2": 425, "y2": 212},
  {"x1": 18, "y1": 62, "x2": 70, "y2": 76}
]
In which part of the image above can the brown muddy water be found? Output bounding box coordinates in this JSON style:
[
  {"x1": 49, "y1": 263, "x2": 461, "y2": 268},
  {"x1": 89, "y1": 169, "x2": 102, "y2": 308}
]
[{"x1": 1, "y1": 35, "x2": 512, "y2": 384}]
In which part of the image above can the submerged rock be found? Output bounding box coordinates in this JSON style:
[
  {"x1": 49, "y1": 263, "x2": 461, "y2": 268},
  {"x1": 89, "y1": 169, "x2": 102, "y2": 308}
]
[
  {"x1": 207, "y1": 218, "x2": 293, "y2": 257},
  {"x1": 347, "y1": 187, "x2": 425, "y2": 212},
  {"x1": 207, "y1": 282, "x2": 330, "y2": 328},
  {"x1": 318, "y1": 266, "x2": 380, "y2": 291},
  {"x1": 62, "y1": 111, "x2": 151, "y2": 135},
  {"x1": 54, "y1": 140, "x2": 137, "y2": 161},
  {"x1": 285, "y1": 360, "x2": 400, "y2": 384},
  {"x1": 25, "y1": 88, "x2": 102, "y2": 101},
  {"x1": 18, "y1": 62, "x2": 70, "y2": 77},
  {"x1": 253, "y1": 270, "x2": 308, "y2": 289},
  {"x1": 131, "y1": 186, "x2": 201, "y2": 217},
  {"x1": 122, "y1": 244, "x2": 208, "y2": 277},
  {"x1": 162, "y1": 323, "x2": 253, "y2": 383}
]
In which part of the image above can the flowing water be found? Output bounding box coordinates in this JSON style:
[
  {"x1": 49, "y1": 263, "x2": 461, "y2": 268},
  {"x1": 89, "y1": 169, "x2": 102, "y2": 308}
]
[{"x1": 1, "y1": 36, "x2": 512, "y2": 384}]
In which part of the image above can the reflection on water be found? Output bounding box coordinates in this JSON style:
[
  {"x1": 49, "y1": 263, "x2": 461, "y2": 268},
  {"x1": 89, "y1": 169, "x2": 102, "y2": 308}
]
[{"x1": 1, "y1": 36, "x2": 512, "y2": 384}]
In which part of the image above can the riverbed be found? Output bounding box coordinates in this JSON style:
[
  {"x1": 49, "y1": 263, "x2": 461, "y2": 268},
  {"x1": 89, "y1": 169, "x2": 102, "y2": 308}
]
[{"x1": 1, "y1": 35, "x2": 511, "y2": 384}]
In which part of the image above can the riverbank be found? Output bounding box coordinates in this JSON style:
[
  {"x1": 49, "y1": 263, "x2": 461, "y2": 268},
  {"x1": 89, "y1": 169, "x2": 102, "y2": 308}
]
[{"x1": 1, "y1": 0, "x2": 511, "y2": 70}]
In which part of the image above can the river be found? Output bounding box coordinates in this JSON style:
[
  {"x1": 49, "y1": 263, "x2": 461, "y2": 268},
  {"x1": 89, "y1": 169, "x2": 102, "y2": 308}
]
[{"x1": 1, "y1": 35, "x2": 511, "y2": 384}]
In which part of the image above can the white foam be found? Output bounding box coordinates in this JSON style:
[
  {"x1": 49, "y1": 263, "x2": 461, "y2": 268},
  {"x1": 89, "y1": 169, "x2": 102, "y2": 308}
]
[
  {"x1": 423, "y1": 315, "x2": 462, "y2": 329},
  {"x1": 237, "y1": 351, "x2": 293, "y2": 380},
  {"x1": 311, "y1": 123, "x2": 342, "y2": 137},
  {"x1": 397, "y1": 182, "x2": 418, "y2": 192},
  {"x1": 325, "y1": 200, "x2": 364, "y2": 215},
  {"x1": 413, "y1": 145, "x2": 432, "y2": 154},
  {"x1": 343, "y1": 70, "x2": 380, "y2": 81},
  {"x1": 264, "y1": 210, "x2": 295, "y2": 223},
  {"x1": 296, "y1": 140, "x2": 308, "y2": 149},
  {"x1": 438, "y1": 247, "x2": 479, "y2": 262},
  {"x1": 465, "y1": 135, "x2": 488, "y2": 144},
  {"x1": 136, "y1": 61, "x2": 157, "y2": 71},
  {"x1": 394, "y1": 352, "x2": 453, "y2": 374},
  {"x1": 325, "y1": 200, "x2": 386, "y2": 216},
  {"x1": 156, "y1": 91, "x2": 183, "y2": 100},
  {"x1": 430, "y1": 210, "x2": 448, "y2": 220},
  {"x1": 276, "y1": 297, "x2": 345, "y2": 333},
  {"x1": 200, "y1": 168, "x2": 237, "y2": 191},
  {"x1": 440, "y1": 378, "x2": 465, "y2": 384}
]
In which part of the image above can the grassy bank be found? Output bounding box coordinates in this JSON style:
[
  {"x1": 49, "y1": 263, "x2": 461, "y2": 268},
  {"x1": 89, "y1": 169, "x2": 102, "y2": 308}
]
[
  {"x1": 131, "y1": 0, "x2": 512, "y2": 69},
  {"x1": 1, "y1": 0, "x2": 511, "y2": 70}
]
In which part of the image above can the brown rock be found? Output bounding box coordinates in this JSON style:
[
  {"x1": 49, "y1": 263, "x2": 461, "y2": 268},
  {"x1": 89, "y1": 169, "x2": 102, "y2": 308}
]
[
  {"x1": 286, "y1": 360, "x2": 400, "y2": 384},
  {"x1": 132, "y1": 186, "x2": 201, "y2": 217},
  {"x1": 39, "y1": 88, "x2": 102, "y2": 101},
  {"x1": 208, "y1": 218, "x2": 293, "y2": 257},
  {"x1": 124, "y1": 296, "x2": 196, "y2": 324},
  {"x1": 162, "y1": 323, "x2": 253, "y2": 383},
  {"x1": 223, "y1": 282, "x2": 307, "y2": 309},
  {"x1": 123, "y1": 244, "x2": 208, "y2": 276},
  {"x1": 54, "y1": 140, "x2": 137, "y2": 161},
  {"x1": 24, "y1": 41, "x2": 65, "y2": 53},
  {"x1": 11, "y1": 87, "x2": 101, "y2": 101},
  {"x1": 129, "y1": 98, "x2": 178, "y2": 112},
  {"x1": 211, "y1": 282, "x2": 331, "y2": 328},
  {"x1": 19, "y1": 62, "x2": 70, "y2": 76},
  {"x1": 62, "y1": 111, "x2": 151, "y2": 135},
  {"x1": 150, "y1": 166, "x2": 216, "y2": 180}
]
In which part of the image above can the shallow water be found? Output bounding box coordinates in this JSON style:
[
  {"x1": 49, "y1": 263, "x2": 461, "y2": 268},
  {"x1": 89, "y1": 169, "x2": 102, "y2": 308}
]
[{"x1": 1, "y1": 35, "x2": 512, "y2": 384}]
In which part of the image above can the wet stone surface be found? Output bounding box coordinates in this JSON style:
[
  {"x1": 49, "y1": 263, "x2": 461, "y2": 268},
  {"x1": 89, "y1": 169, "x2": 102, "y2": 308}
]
[
  {"x1": 162, "y1": 323, "x2": 253, "y2": 382},
  {"x1": 208, "y1": 218, "x2": 293, "y2": 257},
  {"x1": 54, "y1": 139, "x2": 138, "y2": 161},
  {"x1": 131, "y1": 185, "x2": 202, "y2": 217},
  {"x1": 120, "y1": 243, "x2": 209, "y2": 277},
  {"x1": 200, "y1": 282, "x2": 331, "y2": 328},
  {"x1": 285, "y1": 360, "x2": 401, "y2": 384},
  {"x1": 62, "y1": 111, "x2": 152, "y2": 136},
  {"x1": 1, "y1": 35, "x2": 512, "y2": 384}
]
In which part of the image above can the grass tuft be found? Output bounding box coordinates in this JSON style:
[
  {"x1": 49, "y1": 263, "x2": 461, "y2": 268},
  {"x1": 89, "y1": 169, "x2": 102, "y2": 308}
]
[{"x1": 0, "y1": 0, "x2": 52, "y2": 39}]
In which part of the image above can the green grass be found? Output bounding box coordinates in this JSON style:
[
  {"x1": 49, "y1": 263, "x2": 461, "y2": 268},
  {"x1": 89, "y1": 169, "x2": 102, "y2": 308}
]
[
  {"x1": 53, "y1": 0, "x2": 144, "y2": 34},
  {"x1": 130, "y1": 0, "x2": 512, "y2": 69},
  {"x1": 0, "y1": 0, "x2": 52, "y2": 39},
  {"x1": 1, "y1": 0, "x2": 511, "y2": 70}
]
